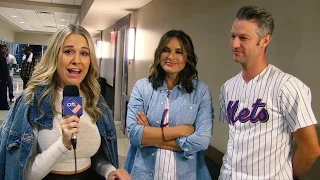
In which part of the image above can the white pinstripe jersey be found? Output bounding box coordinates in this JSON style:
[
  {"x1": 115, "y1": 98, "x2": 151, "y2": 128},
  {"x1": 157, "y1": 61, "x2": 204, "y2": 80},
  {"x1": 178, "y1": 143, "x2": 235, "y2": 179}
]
[
  {"x1": 154, "y1": 95, "x2": 176, "y2": 180},
  {"x1": 218, "y1": 64, "x2": 317, "y2": 180}
]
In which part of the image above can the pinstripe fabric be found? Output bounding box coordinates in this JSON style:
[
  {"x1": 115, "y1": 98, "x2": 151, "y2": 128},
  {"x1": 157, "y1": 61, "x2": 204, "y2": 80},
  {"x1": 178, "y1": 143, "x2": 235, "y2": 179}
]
[
  {"x1": 154, "y1": 95, "x2": 176, "y2": 180},
  {"x1": 218, "y1": 64, "x2": 317, "y2": 180}
]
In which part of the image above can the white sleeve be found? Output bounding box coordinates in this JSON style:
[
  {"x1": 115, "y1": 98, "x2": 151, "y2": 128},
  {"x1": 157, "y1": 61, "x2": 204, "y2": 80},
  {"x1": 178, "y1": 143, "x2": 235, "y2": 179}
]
[
  {"x1": 12, "y1": 55, "x2": 17, "y2": 64},
  {"x1": 91, "y1": 148, "x2": 116, "y2": 178},
  {"x1": 24, "y1": 124, "x2": 71, "y2": 180},
  {"x1": 219, "y1": 84, "x2": 229, "y2": 124},
  {"x1": 280, "y1": 77, "x2": 318, "y2": 132},
  {"x1": 92, "y1": 159, "x2": 116, "y2": 178},
  {"x1": 10, "y1": 55, "x2": 17, "y2": 64}
]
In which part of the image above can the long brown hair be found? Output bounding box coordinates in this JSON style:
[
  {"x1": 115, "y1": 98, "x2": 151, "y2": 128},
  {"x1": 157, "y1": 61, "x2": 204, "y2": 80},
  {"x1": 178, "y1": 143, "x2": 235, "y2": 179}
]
[{"x1": 149, "y1": 30, "x2": 198, "y2": 93}]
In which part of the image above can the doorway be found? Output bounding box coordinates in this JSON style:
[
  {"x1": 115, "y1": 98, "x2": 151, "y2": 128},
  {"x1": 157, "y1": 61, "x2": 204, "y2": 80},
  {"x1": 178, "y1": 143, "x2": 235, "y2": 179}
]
[{"x1": 114, "y1": 26, "x2": 129, "y2": 134}]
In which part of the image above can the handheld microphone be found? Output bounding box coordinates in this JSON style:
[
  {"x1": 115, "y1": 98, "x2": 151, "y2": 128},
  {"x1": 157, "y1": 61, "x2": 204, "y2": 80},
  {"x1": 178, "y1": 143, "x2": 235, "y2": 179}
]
[{"x1": 62, "y1": 85, "x2": 83, "y2": 149}]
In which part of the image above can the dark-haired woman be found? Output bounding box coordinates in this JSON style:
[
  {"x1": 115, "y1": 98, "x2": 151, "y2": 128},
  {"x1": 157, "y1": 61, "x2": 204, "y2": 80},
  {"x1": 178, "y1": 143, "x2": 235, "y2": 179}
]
[{"x1": 123, "y1": 30, "x2": 214, "y2": 180}]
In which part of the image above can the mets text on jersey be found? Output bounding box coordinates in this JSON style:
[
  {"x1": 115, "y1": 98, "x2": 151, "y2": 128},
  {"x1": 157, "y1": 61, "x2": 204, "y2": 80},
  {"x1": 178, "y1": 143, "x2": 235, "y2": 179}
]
[{"x1": 227, "y1": 98, "x2": 269, "y2": 124}]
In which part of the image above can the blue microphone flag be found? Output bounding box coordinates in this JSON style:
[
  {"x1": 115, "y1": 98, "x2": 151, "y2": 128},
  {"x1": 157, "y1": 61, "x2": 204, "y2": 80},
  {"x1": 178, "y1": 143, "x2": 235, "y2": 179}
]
[
  {"x1": 62, "y1": 97, "x2": 83, "y2": 116},
  {"x1": 62, "y1": 85, "x2": 83, "y2": 116}
]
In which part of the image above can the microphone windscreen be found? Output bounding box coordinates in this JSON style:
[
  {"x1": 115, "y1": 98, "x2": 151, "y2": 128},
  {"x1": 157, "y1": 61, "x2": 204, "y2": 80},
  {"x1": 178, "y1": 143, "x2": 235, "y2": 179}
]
[{"x1": 63, "y1": 85, "x2": 79, "y2": 97}]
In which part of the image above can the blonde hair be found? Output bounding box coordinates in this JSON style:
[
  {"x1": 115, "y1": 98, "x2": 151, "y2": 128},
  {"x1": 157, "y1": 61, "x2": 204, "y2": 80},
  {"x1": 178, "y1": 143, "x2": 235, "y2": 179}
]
[{"x1": 25, "y1": 25, "x2": 102, "y2": 122}]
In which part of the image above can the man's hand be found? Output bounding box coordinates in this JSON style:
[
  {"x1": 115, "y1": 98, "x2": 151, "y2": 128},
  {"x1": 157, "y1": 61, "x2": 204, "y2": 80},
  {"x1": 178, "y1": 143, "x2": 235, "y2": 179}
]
[{"x1": 107, "y1": 169, "x2": 131, "y2": 180}]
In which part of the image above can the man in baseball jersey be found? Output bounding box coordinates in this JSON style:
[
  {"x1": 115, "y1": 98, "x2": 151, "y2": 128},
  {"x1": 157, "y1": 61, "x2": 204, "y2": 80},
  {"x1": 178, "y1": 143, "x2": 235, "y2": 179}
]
[{"x1": 219, "y1": 6, "x2": 319, "y2": 180}]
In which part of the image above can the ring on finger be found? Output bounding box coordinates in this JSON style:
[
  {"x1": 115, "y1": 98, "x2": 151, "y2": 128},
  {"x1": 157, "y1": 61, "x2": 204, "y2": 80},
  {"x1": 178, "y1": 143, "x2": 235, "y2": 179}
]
[{"x1": 67, "y1": 124, "x2": 72, "y2": 130}]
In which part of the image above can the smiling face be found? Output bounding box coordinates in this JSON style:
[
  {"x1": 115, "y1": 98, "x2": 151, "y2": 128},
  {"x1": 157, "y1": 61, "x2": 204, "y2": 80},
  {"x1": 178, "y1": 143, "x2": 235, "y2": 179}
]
[
  {"x1": 56, "y1": 33, "x2": 91, "y2": 89},
  {"x1": 230, "y1": 19, "x2": 271, "y2": 67},
  {"x1": 160, "y1": 37, "x2": 187, "y2": 78}
]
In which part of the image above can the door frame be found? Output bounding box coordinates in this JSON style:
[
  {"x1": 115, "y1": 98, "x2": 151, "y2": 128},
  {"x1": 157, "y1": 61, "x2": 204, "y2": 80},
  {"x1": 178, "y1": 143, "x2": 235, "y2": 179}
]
[{"x1": 112, "y1": 14, "x2": 131, "y2": 134}]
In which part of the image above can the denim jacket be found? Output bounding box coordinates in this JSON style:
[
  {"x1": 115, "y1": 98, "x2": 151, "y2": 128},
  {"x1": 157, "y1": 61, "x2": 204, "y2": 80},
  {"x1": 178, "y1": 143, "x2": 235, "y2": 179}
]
[
  {"x1": 123, "y1": 78, "x2": 214, "y2": 180},
  {"x1": 0, "y1": 86, "x2": 118, "y2": 180}
]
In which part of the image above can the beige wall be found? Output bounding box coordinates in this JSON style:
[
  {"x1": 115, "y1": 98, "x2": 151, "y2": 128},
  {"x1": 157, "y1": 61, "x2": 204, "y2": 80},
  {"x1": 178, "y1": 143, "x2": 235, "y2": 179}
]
[
  {"x1": 129, "y1": 1, "x2": 320, "y2": 178},
  {"x1": 0, "y1": 16, "x2": 55, "y2": 45},
  {"x1": 130, "y1": 0, "x2": 320, "y2": 151},
  {"x1": 0, "y1": 28, "x2": 14, "y2": 42},
  {"x1": 100, "y1": 25, "x2": 116, "y2": 86},
  {"x1": 14, "y1": 32, "x2": 52, "y2": 45},
  {"x1": 0, "y1": 17, "x2": 17, "y2": 42}
]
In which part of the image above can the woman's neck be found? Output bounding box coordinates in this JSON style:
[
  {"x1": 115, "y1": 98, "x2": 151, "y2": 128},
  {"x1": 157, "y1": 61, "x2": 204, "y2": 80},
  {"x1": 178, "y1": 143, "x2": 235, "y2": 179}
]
[{"x1": 165, "y1": 74, "x2": 179, "y2": 90}]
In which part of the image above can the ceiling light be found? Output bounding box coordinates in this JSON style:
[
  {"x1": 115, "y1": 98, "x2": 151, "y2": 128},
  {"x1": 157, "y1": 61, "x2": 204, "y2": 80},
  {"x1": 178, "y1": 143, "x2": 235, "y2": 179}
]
[
  {"x1": 61, "y1": 25, "x2": 65, "y2": 27},
  {"x1": 12, "y1": 15, "x2": 17, "y2": 18},
  {"x1": 61, "y1": 19, "x2": 65, "y2": 22},
  {"x1": 127, "y1": 27, "x2": 136, "y2": 60},
  {"x1": 20, "y1": 22, "x2": 25, "y2": 23}
]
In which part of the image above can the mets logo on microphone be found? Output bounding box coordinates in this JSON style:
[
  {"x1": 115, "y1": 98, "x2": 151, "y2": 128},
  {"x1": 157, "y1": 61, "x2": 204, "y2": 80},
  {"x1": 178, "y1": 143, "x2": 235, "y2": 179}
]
[{"x1": 66, "y1": 98, "x2": 82, "y2": 114}]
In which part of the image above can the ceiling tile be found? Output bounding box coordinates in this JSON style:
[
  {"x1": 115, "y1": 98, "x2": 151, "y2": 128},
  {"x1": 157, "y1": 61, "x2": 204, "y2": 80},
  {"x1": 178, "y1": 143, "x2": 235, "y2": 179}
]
[
  {"x1": 15, "y1": 9, "x2": 46, "y2": 31},
  {"x1": 0, "y1": 0, "x2": 151, "y2": 34},
  {"x1": 28, "y1": 0, "x2": 52, "y2": 3},
  {"x1": 52, "y1": 0, "x2": 74, "y2": 5},
  {"x1": 74, "y1": 0, "x2": 83, "y2": 6},
  {"x1": 0, "y1": 6, "x2": 79, "y2": 33},
  {"x1": 54, "y1": 12, "x2": 71, "y2": 27},
  {"x1": 70, "y1": 14, "x2": 78, "y2": 24},
  {"x1": 36, "y1": 11, "x2": 56, "y2": 27},
  {"x1": 0, "y1": 7, "x2": 26, "y2": 30},
  {"x1": 46, "y1": 26, "x2": 57, "y2": 32},
  {"x1": 28, "y1": 0, "x2": 82, "y2": 5}
]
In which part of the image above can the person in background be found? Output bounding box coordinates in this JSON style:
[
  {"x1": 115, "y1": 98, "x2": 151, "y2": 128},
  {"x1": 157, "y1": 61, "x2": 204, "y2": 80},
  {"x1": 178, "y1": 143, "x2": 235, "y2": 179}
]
[
  {"x1": 0, "y1": 44, "x2": 10, "y2": 110},
  {"x1": 4, "y1": 45, "x2": 17, "y2": 102},
  {"x1": 124, "y1": 30, "x2": 214, "y2": 180},
  {"x1": 20, "y1": 46, "x2": 36, "y2": 89},
  {"x1": 0, "y1": 25, "x2": 131, "y2": 180}
]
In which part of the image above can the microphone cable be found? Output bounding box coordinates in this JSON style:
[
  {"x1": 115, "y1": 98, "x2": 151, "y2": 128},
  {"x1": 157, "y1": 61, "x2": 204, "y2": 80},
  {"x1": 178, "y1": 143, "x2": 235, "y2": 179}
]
[
  {"x1": 71, "y1": 133, "x2": 77, "y2": 175},
  {"x1": 62, "y1": 85, "x2": 82, "y2": 176}
]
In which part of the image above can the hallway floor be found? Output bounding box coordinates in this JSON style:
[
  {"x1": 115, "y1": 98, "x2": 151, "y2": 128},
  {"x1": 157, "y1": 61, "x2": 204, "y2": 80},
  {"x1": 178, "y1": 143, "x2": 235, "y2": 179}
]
[{"x1": 0, "y1": 75, "x2": 130, "y2": 168}]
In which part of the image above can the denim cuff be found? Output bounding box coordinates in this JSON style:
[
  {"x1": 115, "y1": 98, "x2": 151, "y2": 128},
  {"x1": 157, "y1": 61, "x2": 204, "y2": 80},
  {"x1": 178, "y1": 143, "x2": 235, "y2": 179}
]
[{"x1": 176, "y1": 137, "x2": 194, "y2": 159}]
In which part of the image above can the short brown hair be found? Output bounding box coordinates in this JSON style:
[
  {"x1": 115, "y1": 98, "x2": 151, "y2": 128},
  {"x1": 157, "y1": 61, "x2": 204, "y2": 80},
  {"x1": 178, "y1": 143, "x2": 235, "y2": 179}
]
[{"x1": 236, "y1": 6, "x2": 274, "y2": 38}]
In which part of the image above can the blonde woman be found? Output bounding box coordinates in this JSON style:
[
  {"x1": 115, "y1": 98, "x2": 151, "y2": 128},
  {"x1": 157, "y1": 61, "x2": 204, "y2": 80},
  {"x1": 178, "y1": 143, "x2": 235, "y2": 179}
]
[{"x1": 0, "y1": 25, "x2": 130, "y2": 180}]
